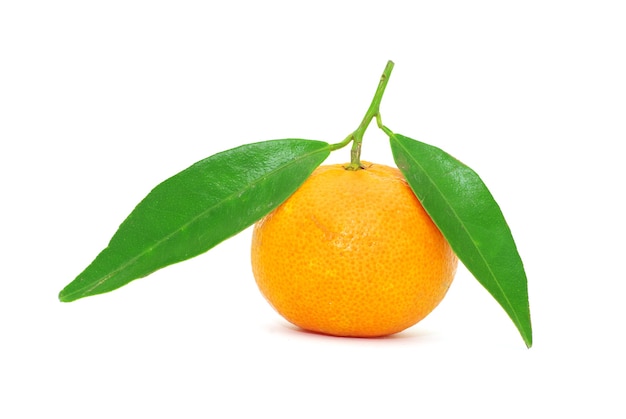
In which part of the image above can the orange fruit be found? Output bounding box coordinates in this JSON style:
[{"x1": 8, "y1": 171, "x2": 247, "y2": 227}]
[{"x1": 250, "y1": 162, "x2": 458, "y2": 337}]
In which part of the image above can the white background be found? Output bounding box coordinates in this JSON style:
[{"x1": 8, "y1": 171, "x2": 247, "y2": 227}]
[{"x1": 1, "y1": 1, "x2": 625, "y2": 417}]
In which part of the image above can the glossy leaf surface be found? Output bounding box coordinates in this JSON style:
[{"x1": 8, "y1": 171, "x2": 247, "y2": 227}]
[
  {"x1": 60, "y1": 139, "x2": 330, "y2": 302},
  {"x1": 390, "y1": 134, "x2": 532, "y2": 347}
]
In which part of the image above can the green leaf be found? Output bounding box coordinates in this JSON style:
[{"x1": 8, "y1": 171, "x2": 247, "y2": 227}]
[
  {"x1": 390, "y1": 134, "x2": 532, "y2": 348},
  {"x1": 59, "y1": 139, "x2": 330, "y2": 302}
]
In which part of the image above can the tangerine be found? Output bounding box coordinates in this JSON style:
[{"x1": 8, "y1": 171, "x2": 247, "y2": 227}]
[{"x1": 250, "y1": 162, "x2": 458, "y2": 337}]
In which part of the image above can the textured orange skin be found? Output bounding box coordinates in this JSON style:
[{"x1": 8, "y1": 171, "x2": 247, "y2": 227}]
[{"x1": 251, "y1": 162, "x2": 458, "y2": 337}]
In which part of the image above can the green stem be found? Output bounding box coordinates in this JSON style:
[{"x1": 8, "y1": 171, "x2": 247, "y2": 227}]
[{"x1": 329, "y1": 60, "x2": 395, "y2": 169}]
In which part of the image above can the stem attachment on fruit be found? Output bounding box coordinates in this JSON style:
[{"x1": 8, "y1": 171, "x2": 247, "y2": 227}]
[{"x1": 329, "y1": 60, "x2": 395, "y2": 170}]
